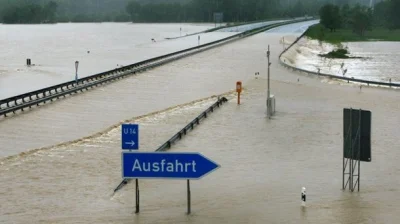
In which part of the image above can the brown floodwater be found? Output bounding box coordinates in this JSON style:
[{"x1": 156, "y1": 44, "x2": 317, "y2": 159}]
[{"x1": 1, "y1": 21, "x2": 399, "y2": 223}]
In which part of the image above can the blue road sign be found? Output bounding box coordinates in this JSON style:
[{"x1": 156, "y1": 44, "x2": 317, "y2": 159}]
[
  {"x1": 122, "y1": 124, "x2": 139, "y2": 150},
  {"x1": 122, "y1": 152, "x2": 220, "y2": 179}
]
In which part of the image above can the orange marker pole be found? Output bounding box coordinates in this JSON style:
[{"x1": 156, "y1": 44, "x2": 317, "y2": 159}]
[{"x1": 236, "y1": 81, "x2": 242, "y2": 105}]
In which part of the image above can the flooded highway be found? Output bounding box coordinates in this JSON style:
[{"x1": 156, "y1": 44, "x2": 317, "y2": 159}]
[
  {"x1": 0, "y1": 23, "x2": 234, "y2": 98},
  {"x1": 1, "y1": 20, "x2": 400, "y2": 223}
]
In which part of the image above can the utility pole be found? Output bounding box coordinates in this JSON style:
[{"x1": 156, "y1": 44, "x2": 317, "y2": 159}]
[
  {"x1": 267, "y1": 45, "x2": 270, "y2": 99},
  {"x1": 266, "y1": 45, "x2": 272, "y2": 119}
]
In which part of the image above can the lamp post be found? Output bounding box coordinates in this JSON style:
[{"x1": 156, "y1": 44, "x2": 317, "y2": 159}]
[{"x1": 75, "y1": 61, "x2": 79, "y2": 85}]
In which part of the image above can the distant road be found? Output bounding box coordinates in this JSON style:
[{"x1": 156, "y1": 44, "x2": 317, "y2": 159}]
[
  {"x1": 216, "y1": 19, "x2": 289, "y2": 33},
  {"x1": 265, "y1": 19, "x2": 319, "y2": 33},
  {"x1": 164, "y1": 18, "x2": 293, "y2": 40}
]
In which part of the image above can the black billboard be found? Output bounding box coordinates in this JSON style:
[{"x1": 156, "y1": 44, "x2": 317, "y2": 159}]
[{"x1": 343, "y1": 108, "x2": 371, "y2": 162}]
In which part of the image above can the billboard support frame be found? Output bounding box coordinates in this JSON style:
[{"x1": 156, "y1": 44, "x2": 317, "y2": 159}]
[{"x1": 343, "y1": 108, "x2": 361, "y2": 192}]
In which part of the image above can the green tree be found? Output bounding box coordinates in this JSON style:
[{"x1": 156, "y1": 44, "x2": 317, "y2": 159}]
[
  {"x1": 126, "y1": 1, "x2": 141, "y2": 22},
  {"x1": 290, "y1": 1, "x2": 305, "y2": 17},
  {"x1": 43, "y1": 1, "x2": 58, "y2": 23},
  {"x1": 372, "y1": 1, "x2": 389, "y2": 27},
  {"x1": 340, "y1": 4, "x2": 351, "y2": 28},
  {"x1": 3, "y1": 4, "x2": 43, "y2": 24},
  {"x1": 388, "y1": 0, "x2": 400, "y2": 29},
  {"x1": 350, "y1": 5, "x2": 372, "y2": 35},
  {"x1": 335, "y1": 0, "x2": 350, "y2": 6},
  {"x1": 0, "y1": 0, "x2": 321, "y2": 24},
  {"x1": 319, "y1": 4, "x2": 342, "y2": 32}
]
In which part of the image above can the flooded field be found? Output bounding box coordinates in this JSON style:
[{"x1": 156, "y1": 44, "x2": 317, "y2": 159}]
[{"x1": 285, "y1": 35, "x2": 400, "y2": 84}]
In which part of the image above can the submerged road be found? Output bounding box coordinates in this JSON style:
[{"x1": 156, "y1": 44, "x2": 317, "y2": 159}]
[
  {"x1": 1, "y1": 19, "x2": 400, "y2": 223},
  {"x1": 0, "y1": 19, "x2": 310, "y2": 158},
  {"x1": 265, "y1": 19, "x2": 319, "y2": 33}
]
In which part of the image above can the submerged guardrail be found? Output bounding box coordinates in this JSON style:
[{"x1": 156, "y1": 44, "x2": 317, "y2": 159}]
[
  {"x1": 113, "y1": 96, "x2": 229, "y2": 193},
  {"x1": 278, "y1": 26, "x2": 400, "y2": 88},
  {"x1": 0, "y1": 18, "x2": 313, "y2": 119}
]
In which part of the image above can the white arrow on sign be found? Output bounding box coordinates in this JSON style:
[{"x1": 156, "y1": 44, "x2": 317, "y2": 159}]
[{"x1": 125, "y1": 141, "x2": 136, "y2": 147}]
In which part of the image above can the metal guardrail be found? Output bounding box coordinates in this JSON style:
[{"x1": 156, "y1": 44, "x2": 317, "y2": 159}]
[
  {"x1": 0, "y1": 18, "x2": 313, "y2": 118},
  {"x1": 165, "y1": 17, "x2": 303, "y2": 39},
  {"x1": 278, "y1": 25, "x2": 400, "y2": 88},
  {"x1": 113, "y1": 96, "x2": 229, "y2": 193}
]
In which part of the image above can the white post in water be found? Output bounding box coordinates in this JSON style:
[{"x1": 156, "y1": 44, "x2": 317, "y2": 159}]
[
  {"x1": 266, "y1": 45, "x2": 272, "y2": 119},
  {"x1": 198, "y1": 35, "x2": 200, "y2": 46},
  {"x1": 75, "y1": 61, "x2": 79, "y2": 85},
  {"x1": 301, "y1": 187, "x2": 306, "y2": 207}
]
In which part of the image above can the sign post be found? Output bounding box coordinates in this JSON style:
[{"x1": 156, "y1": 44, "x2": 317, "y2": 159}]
[
  {"x1": 122, "y1": 152, "x2": 219, "y2": 179},
  {"x1": 121, "y1": 123, "x2": 140, "y2": 213},
  {"x1": 187, "y1": 179, "x2": 191, "y2": 214},
  {"x1": 122, "y1": 124, "x2": 139, "y2": 150},
  {"x1": 75, "y1": 61, "x2": 79, "y2": 85},
  {"x1": 122, "y1": 151, "x2": 220, "y2": 214},
  {"x1": 135, "y1": 178, "x2": 139, "y2": 213},
  {"x1": 236, "y1": 81, "x2": 242, "y2": 105}
]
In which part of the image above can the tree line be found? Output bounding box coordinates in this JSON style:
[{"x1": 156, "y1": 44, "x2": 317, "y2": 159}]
[
  {"x1": 125, "y1": 0, "x2": 324, "y2": 23},
  {"x1": 0, "y1": 0, "x2": 323, "y2": 24},
  {"x1": 2, "y1": 1, "x2": 58, "y2": 24},
  {"x1": 0, "y1": 0, "x2": 386, "y2": 24},
  {"x1": 319, "y1": 0, "x2": 400, "y2": 35}
]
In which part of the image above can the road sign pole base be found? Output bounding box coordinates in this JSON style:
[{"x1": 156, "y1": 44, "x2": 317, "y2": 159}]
[
  {"x1": 187, "y1": 179, "x2": 191, "y2": 215},
  {"x1": 135, "y1": 179, "x2": 140, "y2": 214}
]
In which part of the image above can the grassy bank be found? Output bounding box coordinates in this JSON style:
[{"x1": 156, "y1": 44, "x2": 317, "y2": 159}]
[{"x1": 305, "y1": 24, "x2": 400, "y2": 44}]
